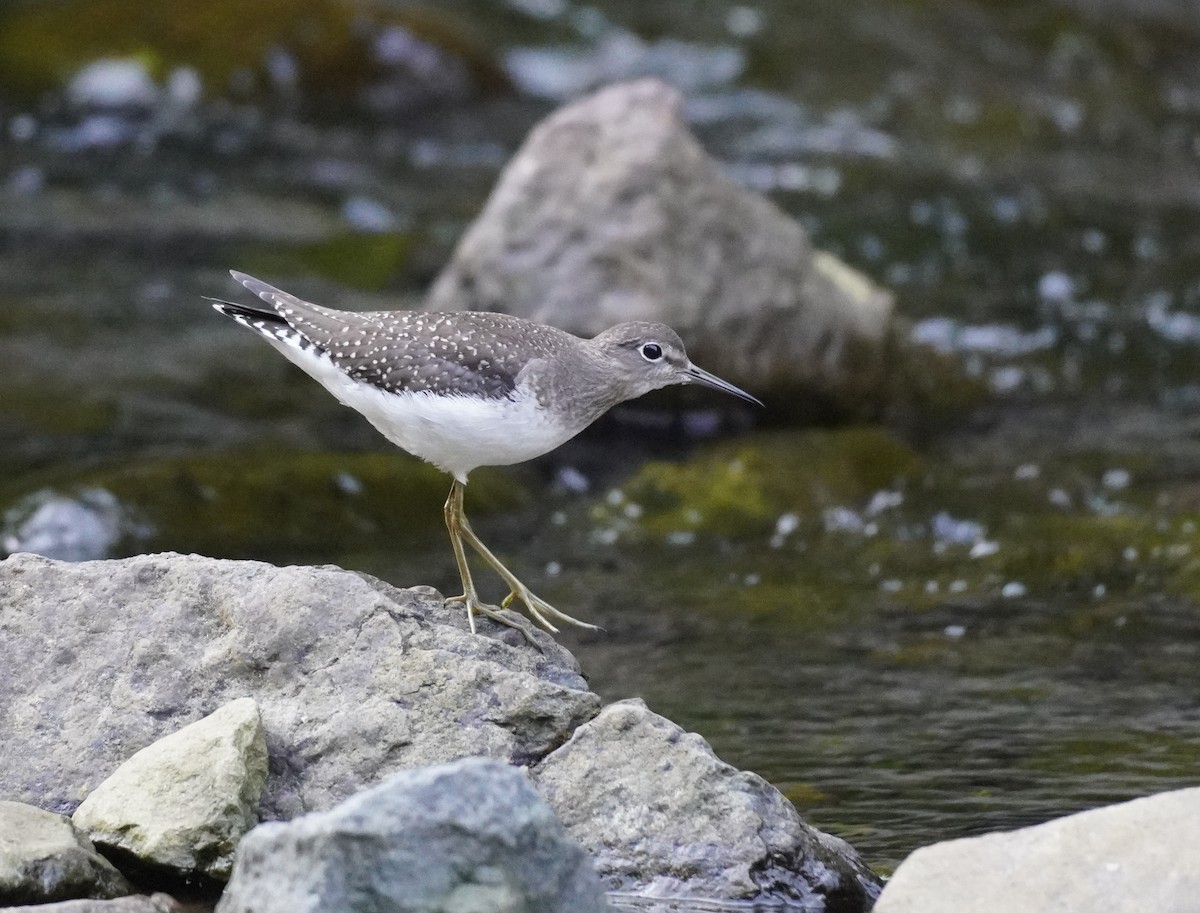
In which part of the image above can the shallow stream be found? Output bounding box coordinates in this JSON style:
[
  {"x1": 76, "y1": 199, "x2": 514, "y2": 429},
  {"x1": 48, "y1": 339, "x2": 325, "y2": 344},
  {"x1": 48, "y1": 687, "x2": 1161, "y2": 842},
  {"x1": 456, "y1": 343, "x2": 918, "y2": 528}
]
[{"x1": 3, "y1": 0, "x2": 1200, "y2": 881}]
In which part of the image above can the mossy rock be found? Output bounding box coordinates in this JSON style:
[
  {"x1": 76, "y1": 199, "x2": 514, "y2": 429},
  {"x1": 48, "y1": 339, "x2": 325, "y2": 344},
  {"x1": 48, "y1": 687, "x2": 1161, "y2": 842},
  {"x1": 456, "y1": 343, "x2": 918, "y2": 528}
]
[
  {"x1": 1, "y1": 450, "x2": 527, "y2": 561},
  {"x1": 576, "y1": 426, "x2": 1200, "y2": 628},
  {"x1": 599, "y1": 427, "x2": 922, "y2": 539},
  {"x1": 1, "y1": 386, "x2": 119, "y2": 437},
  {"x1": 241, "y1": 231, "x2": 415, "y2": 292},
  {"x1": 0, "y1": 0, "x2": 506, "y2": 102}
]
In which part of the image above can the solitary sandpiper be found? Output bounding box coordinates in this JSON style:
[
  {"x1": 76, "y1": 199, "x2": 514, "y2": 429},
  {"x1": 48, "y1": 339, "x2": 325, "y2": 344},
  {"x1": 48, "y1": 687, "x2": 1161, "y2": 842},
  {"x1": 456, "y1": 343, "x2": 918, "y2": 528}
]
[{"x1": 212, "y1": 271, "x2": 761, "y2": 644}]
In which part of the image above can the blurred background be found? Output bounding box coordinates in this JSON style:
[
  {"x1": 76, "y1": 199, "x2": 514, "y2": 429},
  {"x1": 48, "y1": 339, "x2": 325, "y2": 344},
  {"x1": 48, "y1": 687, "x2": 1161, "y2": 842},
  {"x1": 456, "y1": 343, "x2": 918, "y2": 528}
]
[{"x1": 3, "y1": 0, "x2": 1200, "y2": 874}]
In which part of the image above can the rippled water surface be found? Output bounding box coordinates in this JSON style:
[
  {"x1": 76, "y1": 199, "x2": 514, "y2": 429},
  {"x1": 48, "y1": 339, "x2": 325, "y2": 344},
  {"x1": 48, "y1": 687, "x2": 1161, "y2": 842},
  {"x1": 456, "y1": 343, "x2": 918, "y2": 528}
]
[{"x1": 4, "y1": 0, "x2": 1200, "y2": 881}]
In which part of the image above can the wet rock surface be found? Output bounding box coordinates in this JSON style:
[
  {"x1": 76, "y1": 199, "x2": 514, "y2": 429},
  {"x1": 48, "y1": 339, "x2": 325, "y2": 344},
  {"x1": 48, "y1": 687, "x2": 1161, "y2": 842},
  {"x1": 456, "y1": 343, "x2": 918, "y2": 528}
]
[{"x1": 216, "y1": 758, "x2": 606, "y2": 913}]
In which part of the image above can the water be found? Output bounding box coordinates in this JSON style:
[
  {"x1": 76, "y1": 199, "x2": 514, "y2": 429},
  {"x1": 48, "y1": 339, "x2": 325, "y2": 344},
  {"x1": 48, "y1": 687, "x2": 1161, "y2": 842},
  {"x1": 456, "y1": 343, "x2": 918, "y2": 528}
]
[
  {"x1": 608, "y1": 894, "x2": 824, "y2": 912},
  {"x1": 3, "y1": 0, "x2": 1200, "y2": 884}
]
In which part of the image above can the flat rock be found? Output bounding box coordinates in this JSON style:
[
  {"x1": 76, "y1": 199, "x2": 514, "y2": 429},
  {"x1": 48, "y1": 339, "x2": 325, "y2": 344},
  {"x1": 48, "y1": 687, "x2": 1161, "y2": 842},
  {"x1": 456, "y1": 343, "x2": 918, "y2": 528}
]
[
  {"x1": 72, "y1": 697, "x2": 268, "y2": 881},
  {"x1": 216, "y1": 757, "x2": 605, "y2": 913},
  {"x1": 0, "y1": 552, "x2": 600, "y2": 819},
  {"x1": 427, "y1": 78, "x2": 894, "y2": 415},
  {"x1": 531, "y1": 699, "x2": 881, "y2": 908},
  {"x1": 0, "y1": 892, "x2": 180, "y2": 907},
  {"x1": 0, "y1": 802, "x2": 130, "y2": 905},
  {"x1": 0, "y1": 896, "x2": 180, "y2": 913},
  {"x1": 875, "y1": 786, "x2": 1200, "y2": 913}
]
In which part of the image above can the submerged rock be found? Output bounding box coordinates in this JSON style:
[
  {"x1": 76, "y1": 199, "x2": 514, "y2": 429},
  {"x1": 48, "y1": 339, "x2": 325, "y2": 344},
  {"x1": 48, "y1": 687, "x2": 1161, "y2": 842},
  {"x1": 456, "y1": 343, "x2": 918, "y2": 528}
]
[
  {"x1": 217, "y1": 758, "x2": 606, "y2": 913},
  {"x1": 875, "y1": 786, "x2": 1200, "y2": 913},
  {"x1": 72, "y1": 697, "x2": 267, "y2": 882},
  {"x1": 0, "y1": 802, "x2": 131, "y2": 905},
  {"x1": 1, "y1": 487, "x2": 128, "y2": 562},
  {"x1": 66, "y1": 59, "x2": 160, "y2": 110},
  {"x1": 427, "y1": 78, "x2": 894, "y2": 417}
]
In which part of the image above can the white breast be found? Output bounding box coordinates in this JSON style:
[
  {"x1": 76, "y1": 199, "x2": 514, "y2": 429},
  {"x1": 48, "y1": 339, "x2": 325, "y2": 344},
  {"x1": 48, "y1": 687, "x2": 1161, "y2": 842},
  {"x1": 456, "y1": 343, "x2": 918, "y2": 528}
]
[{"x1": 267, "y1": 337, "x2": 579, "y2": 482}]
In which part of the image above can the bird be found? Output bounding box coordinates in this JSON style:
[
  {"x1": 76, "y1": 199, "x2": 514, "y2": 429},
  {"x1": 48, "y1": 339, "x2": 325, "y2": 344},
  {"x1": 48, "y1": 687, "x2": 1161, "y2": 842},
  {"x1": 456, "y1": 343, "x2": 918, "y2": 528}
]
[{"x1": 211, "y1": 271, "x2": 761, "y2": 645}]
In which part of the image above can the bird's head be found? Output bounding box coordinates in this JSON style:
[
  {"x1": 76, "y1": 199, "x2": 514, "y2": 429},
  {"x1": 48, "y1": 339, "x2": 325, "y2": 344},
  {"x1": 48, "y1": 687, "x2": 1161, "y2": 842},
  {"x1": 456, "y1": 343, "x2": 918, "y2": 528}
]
[{"x1": 591, "y1": 322, "x2": 762, "y2": 406}]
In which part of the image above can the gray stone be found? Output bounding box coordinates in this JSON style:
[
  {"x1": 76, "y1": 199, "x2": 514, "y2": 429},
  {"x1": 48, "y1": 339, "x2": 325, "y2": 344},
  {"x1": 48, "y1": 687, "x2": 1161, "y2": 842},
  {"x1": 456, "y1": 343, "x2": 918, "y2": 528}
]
[
  {"x1": 0, "y1": 895, "x2": 180, "y2": 913},
  {"x1": 0, "y1": 802, "x2": 130, "y2": 905},
  {"x1": 0, "y1": 892, "x2": 180, "y2": 907},
  {"x1": 427, "y1": 78, "x2": 893, "y2": 413},
  {"x1": 874, "y1": 786, "x2": 1200, "y2": 913},
  {"x1": 72, "y1": 697, "x2": 267, "y2": 881},
  {"x1": 1, "y1": 552, "x2": 876, "y2": 906},
  {"x1": 0, "y1": 552, "x2": 600, "y2": 820},
  {"x1": 216, "y1": 757, "x2": 606, "y2": 913},
  {"x1": 531, "y1": 699, "x2": 880, "y2": 908},
  {"x1": 0, "y1": 488, "x2": 127, "y2": 562}
]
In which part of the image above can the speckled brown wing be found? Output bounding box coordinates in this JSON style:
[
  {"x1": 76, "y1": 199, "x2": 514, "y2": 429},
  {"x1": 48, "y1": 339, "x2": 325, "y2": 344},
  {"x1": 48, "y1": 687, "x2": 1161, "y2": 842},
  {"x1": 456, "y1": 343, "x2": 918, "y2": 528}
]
[
  {"x1": 232, "y1": 271, "x2": 576, "y2": 400},
  {"x1": 316, "y1": 310, "x2": 576, "y2": 400}
]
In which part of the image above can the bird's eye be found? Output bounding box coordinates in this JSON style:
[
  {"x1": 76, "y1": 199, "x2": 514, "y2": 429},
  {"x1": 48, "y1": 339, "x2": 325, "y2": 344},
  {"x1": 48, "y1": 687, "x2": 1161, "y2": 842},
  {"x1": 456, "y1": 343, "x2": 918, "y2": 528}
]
[{"x1": 640, "y1": 342, "x2": 663, "y2": 362}]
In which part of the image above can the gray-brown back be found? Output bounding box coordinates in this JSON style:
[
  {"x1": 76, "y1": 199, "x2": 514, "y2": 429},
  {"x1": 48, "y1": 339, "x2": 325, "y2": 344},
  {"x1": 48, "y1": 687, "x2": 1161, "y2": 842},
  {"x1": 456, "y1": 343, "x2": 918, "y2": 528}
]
[{"x1": 276, "y1": 301, "x2": 581, "y2": 400}]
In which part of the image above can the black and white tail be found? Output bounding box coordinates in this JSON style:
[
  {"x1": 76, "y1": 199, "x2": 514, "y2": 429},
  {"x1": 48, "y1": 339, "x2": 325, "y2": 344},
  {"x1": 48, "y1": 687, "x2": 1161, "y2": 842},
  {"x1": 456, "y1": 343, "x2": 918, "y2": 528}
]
[{"x1": 208, "y1": 293, "x2": 318, "y2": 355}]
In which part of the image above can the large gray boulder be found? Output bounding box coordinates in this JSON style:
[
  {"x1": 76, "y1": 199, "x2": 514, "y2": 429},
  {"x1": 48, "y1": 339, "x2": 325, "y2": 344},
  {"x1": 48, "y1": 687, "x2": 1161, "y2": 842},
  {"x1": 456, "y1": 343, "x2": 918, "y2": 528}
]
[
  {"x1": 427, "y1": 78, "x2": 894, "y2": 414},
  {"x1": 532, "y1": 700, "x2": 880, "y2": 909},
  {"x1": 216, "y1": 758, "x2": 606, "y2": 913},
  {"x1": 0, "y1": 802, "x2": 131, "y2": 905},
  {"x1": 875, "y1": 786, "x2": 1200, "y2": 913},
  {"x1": 0, "y1": 552, "x2": 600, "y2": 819},
  {"x1": 72, "y1": 697, "x2": 268, "y2": 881}
]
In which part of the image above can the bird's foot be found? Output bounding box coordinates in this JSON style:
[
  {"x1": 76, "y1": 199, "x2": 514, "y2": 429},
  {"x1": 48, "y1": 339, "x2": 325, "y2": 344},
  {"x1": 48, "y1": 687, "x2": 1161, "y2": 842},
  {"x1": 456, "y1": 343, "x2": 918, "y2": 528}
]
[
  {"x1": 445, "y1": 592, "x2": 544, "y2": 650},
  {"x1": 501, "y1": 585, "x2": 603, "y2": 634}
]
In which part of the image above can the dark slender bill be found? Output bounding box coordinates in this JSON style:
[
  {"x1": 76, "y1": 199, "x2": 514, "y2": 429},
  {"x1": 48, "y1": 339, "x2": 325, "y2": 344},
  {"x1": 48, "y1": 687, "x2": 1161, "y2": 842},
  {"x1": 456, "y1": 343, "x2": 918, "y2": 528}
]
[{"x1": 684, "y1": 365, "x2": 764, "y2": 407}]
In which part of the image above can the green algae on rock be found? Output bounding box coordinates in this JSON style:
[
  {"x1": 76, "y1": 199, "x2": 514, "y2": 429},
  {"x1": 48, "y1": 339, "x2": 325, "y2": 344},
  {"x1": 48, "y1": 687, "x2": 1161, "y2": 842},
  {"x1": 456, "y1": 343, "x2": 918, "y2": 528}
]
[
  {"x1": 0, "y1": 0, "x2": 507, "y2": 104},
  {"x1": 0, "y1": 451, "x2": 529, "y2": 562},
  {"x1": 598, "y1": 428, "x2": 923, "y2": 540},
  {"x1": 240, "y1": 231, "x2": 415, "y2": 292}
]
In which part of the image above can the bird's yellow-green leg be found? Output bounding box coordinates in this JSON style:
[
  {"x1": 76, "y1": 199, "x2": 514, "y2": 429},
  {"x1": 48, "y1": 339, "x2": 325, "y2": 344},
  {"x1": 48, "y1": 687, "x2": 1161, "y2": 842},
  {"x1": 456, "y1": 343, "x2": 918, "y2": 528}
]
[
  {"x1": 452, "y1": 491, "x2": 602, "y2": 634},
  {"x1": 443, "y1": 480, "x2": 541, "y2": 647}
]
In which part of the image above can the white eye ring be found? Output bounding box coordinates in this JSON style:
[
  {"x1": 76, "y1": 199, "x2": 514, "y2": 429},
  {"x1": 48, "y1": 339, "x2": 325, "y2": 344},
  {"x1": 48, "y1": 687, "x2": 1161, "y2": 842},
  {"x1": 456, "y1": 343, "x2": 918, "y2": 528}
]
[{"x1": 640, "y1": 342, "x2": 664, "y2": 362}]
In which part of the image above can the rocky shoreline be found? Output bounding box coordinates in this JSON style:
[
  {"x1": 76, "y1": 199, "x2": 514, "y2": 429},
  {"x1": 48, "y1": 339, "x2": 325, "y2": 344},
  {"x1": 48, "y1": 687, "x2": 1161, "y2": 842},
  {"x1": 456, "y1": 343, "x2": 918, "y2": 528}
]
[
  {"x1": 0, "y1": 551, "x2": 880, "y2": 912},
  {"x1": 4, "y1": 552, "x2": 1200, "y2": 913}
]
